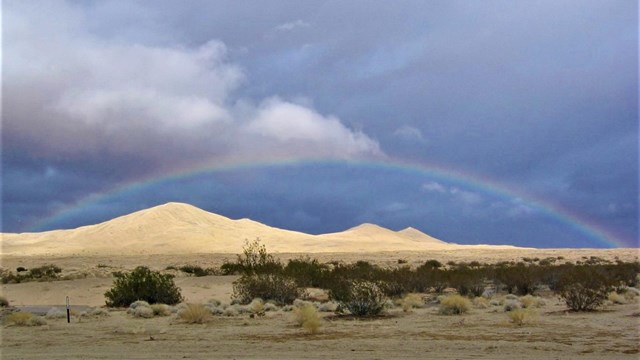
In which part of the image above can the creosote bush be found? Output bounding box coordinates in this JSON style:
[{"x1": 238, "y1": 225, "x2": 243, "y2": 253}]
[
  {"x1": 439, "y1": 295, "x2": 471, "y2": 315},
  {"x1": 557, "y1": 265, "x2": 613, "y2": 311},
  {"x1": 334, "y1": 280, "x2": 387, "y2": 317},
  {"x1": 232, "y1": 274, "x2": 303, "y2": 305},
  {"x1": 104, "y1": 266, "x2": 183, "y2": 307}
]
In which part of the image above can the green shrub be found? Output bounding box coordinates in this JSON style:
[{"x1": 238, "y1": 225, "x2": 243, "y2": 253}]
[
  {"x1": 556, "y1": 265, "x2": 613, "y2": 311},
  {"x1": 232, "y1": 273, "x2": 303, "y2": 305},
  {"x1": 220, "y1": 239, "x2": 283, "y2": 275},
  {"x1": 28, "y1": 264, "x2": 62, "y2": 280},
  {"x1": 104, "y1": 266, "x2": 183, "y2": 307},
  {"x1": 178, "y1": 265, "x2": 214, "y2": 277},
  {"x1": 284, "y1": 256, "x2": 328, "y2": 287}
]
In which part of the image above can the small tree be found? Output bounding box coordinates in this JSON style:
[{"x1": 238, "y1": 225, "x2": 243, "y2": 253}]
[{"x1": 104, "y1": 266, "x2": 183, "y2": 307}]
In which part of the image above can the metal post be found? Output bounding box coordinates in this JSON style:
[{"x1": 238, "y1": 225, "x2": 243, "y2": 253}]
[{"x1": 66, "y1": 296, "x2": 70, "y2": 323}]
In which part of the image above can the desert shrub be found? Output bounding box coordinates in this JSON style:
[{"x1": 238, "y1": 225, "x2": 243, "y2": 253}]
[
  {"x1": 421, "y1": 259, "x2": 443, "y2": 270},
  {"x1": 45, "y1": 308, "x2": 66, "y2": 319},
  {"x1": 178, "y1": 265, "x2": 214, "y2": 277},
  {"x1": 448, "y1": 266, "x2": 486, "y2": 297},
  {"x1": 623, "y1": 287, "x2": 640, "y2": 301},
  {"x1": 292, "y1": 303, "x2": 322, "y2": 334},
  {"x1": 16, "y1": 266, "x2": 27, "y2": 272},
  {"x1": 222, "y1": 239, "x2": 283, "y2": 275},
  {"x1": 151, "y1": 304, "x2": 171, "y2": 316},
  {"x1": 284, "y1": 256, "x2": 329, "y2": 288},
  {"x1": 28, "y1": 264, "x2": 62, "y2": 280},
  {"x1": 508, "y1": 308, "x2": 536, "y2": 326},
  {"x1": 317, "y1": 301, "x2": 338, "y2": 312},
  {"x1": 519, "y1": 295, "x2": 545, "y2": 308},
  {"x1": 223, "y1": 306, "x2": 240, "y2": 317},
  {"x1": 249, "y1": 298, "x2": 265, "y2": 315},
  {"x1": 556, "y1": 265, "x2": 613, "y2": 311},
  {"x1": 399, "y1": 293, "x2": 424, "y2": 312},
  {"x1": 5, "y1": 312, "x2": 47, "y2": 326},
  {"x1": 128, "y1": 301, "x2": 154, "y2": 318},
  {"x1": 332, "y1": 280, "x2": 387, "y2": 317},
  {"x1": 0, "y1": 296, "x2": 8, "y2": 307},
  {"x1": 232, "y1": 273, "x2": 303, "y2": 305},
  {"x1": 503, "y1": 299, "x2": 521, "y2": 312},
  {"x1": 88, "y1": 308, "x2": 110, "y2": 317},
  {"x1": 494, "y1": 263, "x2": 540, "y2": 295},
  {"x1": 608, "y1": 292, "x2": 625, "y2": 304},
  {"x1": 472, "y1": 297, "x2": 489, "y2": 309},
  {"x1": 178, "y1": 304, "x2": 211, "y2": 324},
  {"x1": 105, "y1": 266, "x2": 183, "y2": 307},
  {"x1": 439, "y1": 295, "x2": 471, "y2": 315}
]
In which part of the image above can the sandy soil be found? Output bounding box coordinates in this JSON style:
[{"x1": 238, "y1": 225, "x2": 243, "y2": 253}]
[{"x1": 1, "y1": 250, "x2": 639, "y2": 359}]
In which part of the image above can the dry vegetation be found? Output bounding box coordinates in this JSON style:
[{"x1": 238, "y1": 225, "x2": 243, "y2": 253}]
[{"x1": 1, "y1": 245, "x2": 639, "y2": 359}]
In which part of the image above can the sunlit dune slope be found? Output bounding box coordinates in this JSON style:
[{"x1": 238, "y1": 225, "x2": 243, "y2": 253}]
[{"x1": 0, "y1": 202, "x2": 517, "y2": 255}]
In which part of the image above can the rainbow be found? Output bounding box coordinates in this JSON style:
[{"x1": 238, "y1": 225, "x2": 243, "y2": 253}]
[{"x1": 30, "y1": 157, "x2": 631, "y2": 248}]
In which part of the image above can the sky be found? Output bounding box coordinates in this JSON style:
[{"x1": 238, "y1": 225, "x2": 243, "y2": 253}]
[{"x1": 2, "y1": 0, "x2": 638, "y2": 248}]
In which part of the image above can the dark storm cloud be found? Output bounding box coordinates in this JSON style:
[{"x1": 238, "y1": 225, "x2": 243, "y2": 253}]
[{"x1": 2, "y1": 0, "x2": 637, "y2": 247}]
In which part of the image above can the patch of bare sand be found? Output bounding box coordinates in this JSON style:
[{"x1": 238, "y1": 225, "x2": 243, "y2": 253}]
[{"x1": 1, "y1": 284, "x2": 639, "y2": 359}]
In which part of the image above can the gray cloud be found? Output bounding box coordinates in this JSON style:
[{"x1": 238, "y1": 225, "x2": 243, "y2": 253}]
[{"x1": 2, "y1": 0, "x2": 636, "y2": 247}]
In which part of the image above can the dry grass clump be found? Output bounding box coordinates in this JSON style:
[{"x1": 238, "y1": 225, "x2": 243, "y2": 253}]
[
  {"x1": 249, "y1": 298, "x2": 265, "y2": 315},
  {"x1": 292, "y1": 303, "x2": 322, "y2": 334},
  {"x1": 472, "y1": 297, "x2": 489, "y2": 309},
  {"x1": 178, "y1": 304, "x2": 211, "y2": 324},
  {"x1": 127, "y1": 301, "x2": 155, "y2": 318},
  {"x1": 439, "y1": 295, "x2": 471, "y2": 315},
  {"x1": 623, "y1": 287, "x2": 640, "y2": 301},
  {"x1": 507, "y1": 308, "x2": 537, "y2": 326},
  {"x1": 608, "y1": 292, "x2": 625, "y2": 304},
  {"x1": 503, "y1": 299, "x2": 521, "y2": 312},
  {"x1": 317, "y1": 301, "x2": 338, "y2": 313},
  {"x1": 519, "y1": 295, "x2": 546, "y2": 308},
  {"x1": 45, "y1": 308, "x2": 66, "y2": 319},
  {"x1": 88, "y1": 307, "x2": 110, "y2": 317},
  {"x1": 0, "y1": 296, "x2": 9, "y2": 307},
  {"x1": 150, "y1": 304, "x2": 171, "y2": 316},
  {"x1": 5, "y1": 312, "x2": 47, "y2": 326},
  {"x1": 399, "y1": 293, "x2": 424, "y2": 312}
]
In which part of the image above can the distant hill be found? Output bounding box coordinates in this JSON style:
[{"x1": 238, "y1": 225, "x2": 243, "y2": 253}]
[{"x1": 0, "y1": 202, "x2": 518, "y2": 255}]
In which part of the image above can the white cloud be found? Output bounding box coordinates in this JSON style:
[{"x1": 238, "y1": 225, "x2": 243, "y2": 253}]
[
  {"x1": 4, "y1": 2, "x2": 380, "y2": 171},
  {"x1": 393, "y1": 125, "x2": 425, "y2": 142},
  {"x1": 275, "y1": 19, "x2": 310, "y2": 32},
  {"x1": 422, "y1": 182, "x2": 483, "y2": 206},
  {"x1": 422, "y1": 181, "x2": 446, "y2": 193}
]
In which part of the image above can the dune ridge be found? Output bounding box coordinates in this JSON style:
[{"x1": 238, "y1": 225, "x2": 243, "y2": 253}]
[{"x1": 1, "y1": 202, "x2": 520, "y2": 256}]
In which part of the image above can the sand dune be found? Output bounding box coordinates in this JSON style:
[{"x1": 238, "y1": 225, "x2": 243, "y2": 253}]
[{"x1": 1, "y1": 202, "x2": 479, "y2": 256}]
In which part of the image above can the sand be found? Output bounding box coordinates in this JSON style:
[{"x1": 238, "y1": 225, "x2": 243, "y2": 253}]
[
  {"x1": 1, "y1": 250, "x2": 639, "y2": 359},
  {"x1": 1, "y1": 202, "x2": 516, "y2": 256}
]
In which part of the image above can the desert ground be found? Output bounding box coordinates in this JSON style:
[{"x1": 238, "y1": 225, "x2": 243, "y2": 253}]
[{"x1": 1, "y1": 249, "x2": 639, "y2": 359}]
